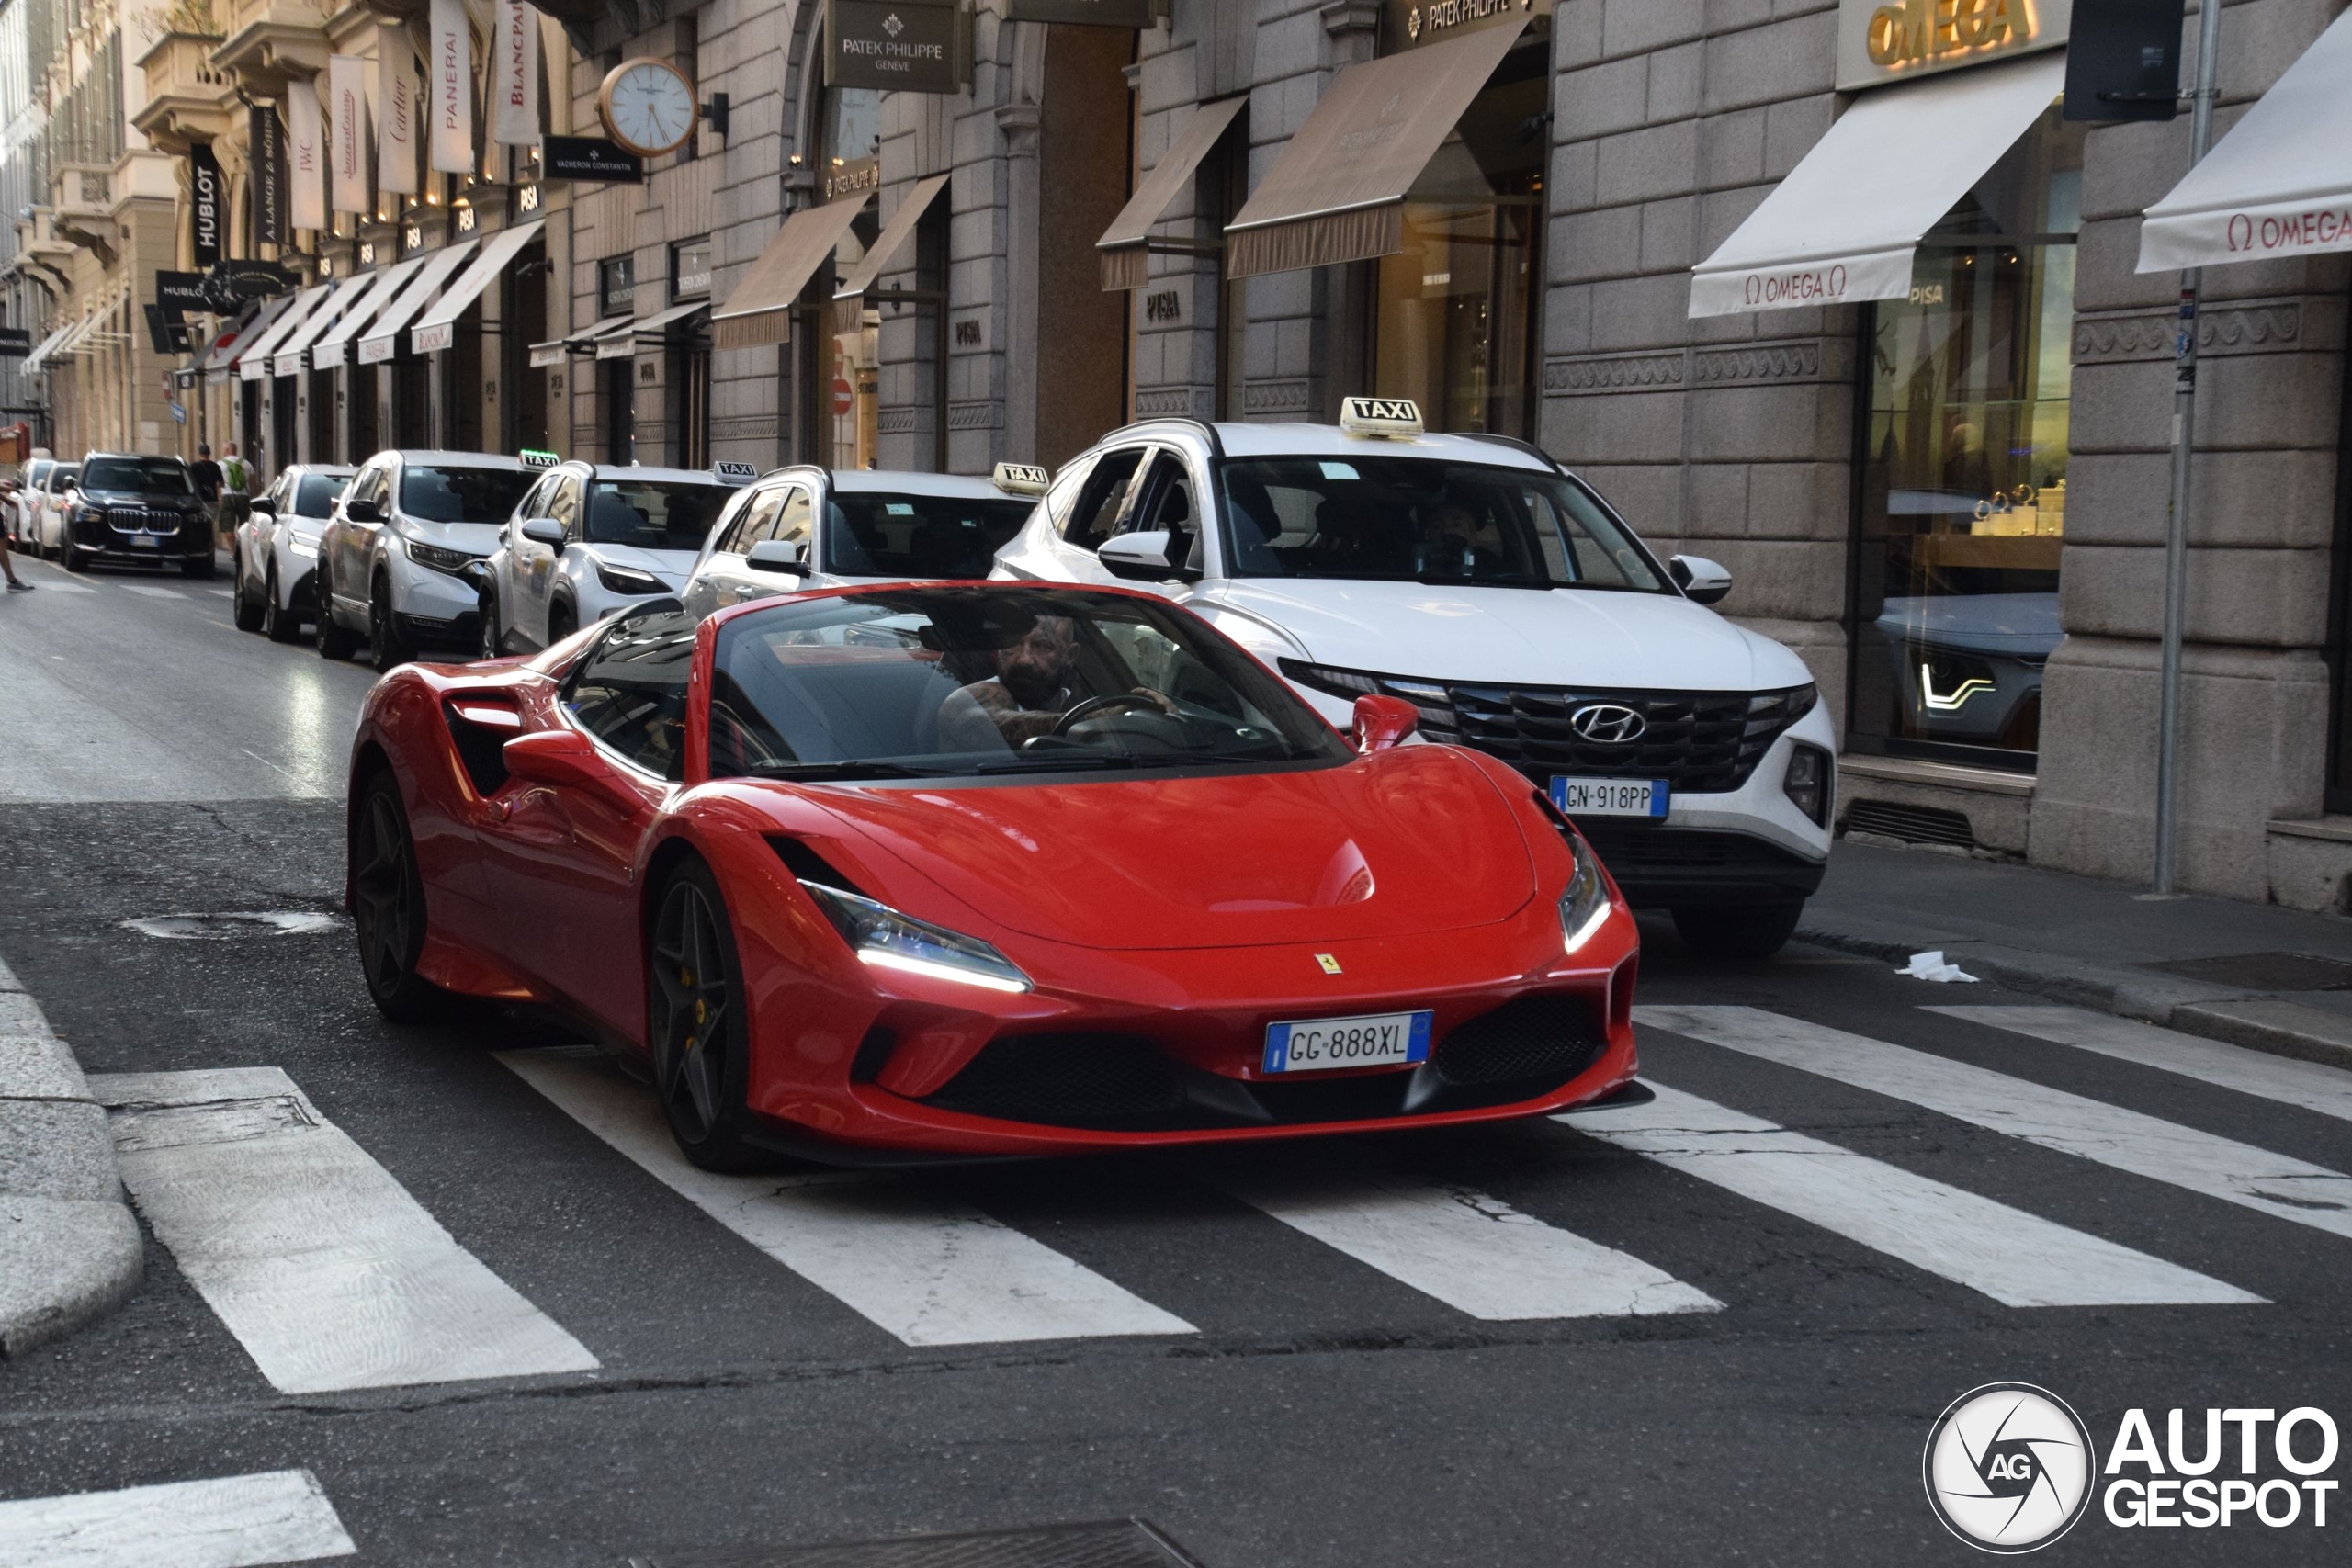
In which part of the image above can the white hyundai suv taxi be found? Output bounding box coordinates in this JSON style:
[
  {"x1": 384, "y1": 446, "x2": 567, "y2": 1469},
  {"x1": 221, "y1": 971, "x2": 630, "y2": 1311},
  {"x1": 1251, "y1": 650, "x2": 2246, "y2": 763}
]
[
  {"x1": 316, "y1": 451, "x2": 537, "y2": 671},
  {"x1": 993, "y1": 400, "x2": 1835, "y2": 958}
]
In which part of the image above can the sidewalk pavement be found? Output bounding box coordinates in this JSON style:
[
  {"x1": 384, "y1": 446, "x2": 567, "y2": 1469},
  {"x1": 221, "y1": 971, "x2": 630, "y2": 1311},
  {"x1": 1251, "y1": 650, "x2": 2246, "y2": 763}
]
[
  {"x1": 1803, "y1": 840, "x2": 2352, "y2": 1070},
  {"x1": 0, "y1": 955, "x2": 141, "y2": 1358}
]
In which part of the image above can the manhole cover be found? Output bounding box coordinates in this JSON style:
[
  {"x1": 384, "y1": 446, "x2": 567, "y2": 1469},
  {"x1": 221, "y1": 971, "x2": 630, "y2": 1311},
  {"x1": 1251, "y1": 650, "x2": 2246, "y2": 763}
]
[
  {"x1": 2144, "y1": 950, "x2": 2352, "y2": 991},
  {"x1": 122, "y1": 911, "x2": 343, "y2": 941},
  {"x1": 629, "y1": 1518, "x2": 1204, "y2": 1568}
]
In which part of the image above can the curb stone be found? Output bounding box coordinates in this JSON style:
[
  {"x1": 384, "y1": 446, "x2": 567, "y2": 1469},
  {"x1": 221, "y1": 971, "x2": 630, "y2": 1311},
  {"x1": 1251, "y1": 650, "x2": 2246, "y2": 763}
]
[
  {"x1": 1794, "y1": 914, "x2": 2352, "y2": 1074},
  {"x1": 0, "y1": 955, "x2": 142, "y2": 1359}
]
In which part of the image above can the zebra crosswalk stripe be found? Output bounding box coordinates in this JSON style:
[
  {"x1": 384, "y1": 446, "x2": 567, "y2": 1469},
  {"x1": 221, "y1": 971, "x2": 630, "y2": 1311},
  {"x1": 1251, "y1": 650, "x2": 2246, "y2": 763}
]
[
  {"x1": 1570, "y1": 1081, "x2": 2261, "y2": 1307},
  {"x1": 1930, "y1": 1004, "x2": 2352, "y2": 1125},
  {"x1": 1216, "y1": 1157, "x2": 1720, "y2": 1321},
  {"x1": 0, "y1": 1469, "x2": 356, "y2": 1567},
  {"x1": 499, "y1": 1047, "x2": 1195, "y2": 1346},
  {"x1": 119, "y1": 584, "x2": 181, "y2": 599},
  {"x1": 89, "y1": 1067, "x2": 600, "y2": 1393},
  {"x1": 1638, "y1": 1005, "x2": 2352, "y2": 1241}
]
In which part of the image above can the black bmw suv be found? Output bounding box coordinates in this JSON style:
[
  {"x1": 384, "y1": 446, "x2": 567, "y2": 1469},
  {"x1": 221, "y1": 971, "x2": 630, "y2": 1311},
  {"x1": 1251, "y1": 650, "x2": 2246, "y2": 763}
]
[{"x1": 63, "y1": 452, "x2": 215, "y2": 578}]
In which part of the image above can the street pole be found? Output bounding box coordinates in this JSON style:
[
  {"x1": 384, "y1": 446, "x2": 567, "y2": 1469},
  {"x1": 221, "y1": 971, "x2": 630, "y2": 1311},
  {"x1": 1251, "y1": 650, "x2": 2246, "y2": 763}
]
[{"x1": 2152, "y1": 0, "x2": 2225, "y2": 896}]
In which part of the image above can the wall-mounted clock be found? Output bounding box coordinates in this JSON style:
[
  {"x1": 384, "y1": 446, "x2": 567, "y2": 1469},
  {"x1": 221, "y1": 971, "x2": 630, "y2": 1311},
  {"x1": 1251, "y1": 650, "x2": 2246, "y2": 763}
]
[{"x1": 597, "y1": 57, "x2": 699, "y2": 159}]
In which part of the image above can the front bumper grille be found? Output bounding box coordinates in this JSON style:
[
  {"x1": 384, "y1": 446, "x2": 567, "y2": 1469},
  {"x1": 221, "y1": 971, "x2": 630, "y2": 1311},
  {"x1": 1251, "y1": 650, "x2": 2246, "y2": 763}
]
[
  {"x1": 1281, "y1": 660, "x2": 1814, "y2": 794},
  {"x1": 106, "y1": 507, "x2": 187, "y2": 533}
]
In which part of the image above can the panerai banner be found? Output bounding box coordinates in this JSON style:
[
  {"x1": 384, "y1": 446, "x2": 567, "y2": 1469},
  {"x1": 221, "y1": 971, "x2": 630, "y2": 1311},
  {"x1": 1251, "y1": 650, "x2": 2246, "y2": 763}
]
[
  {"x1": 493, "y1": 1, "x2": 540, "y2": 146},
  {"x1": 429, "y1": 0, "x2": 475, "y2": 174},
  {"x1": 249, "y1": 104, "x2": 286, "y2": 245},
  {"x1": 377, "y1": 23, "x2": 419, "y2": 197},
  {"x1": 328, "y1": 54, "x2": 369, "y2": 214},
  {"x1": 187, "y1": 143, "x2": 224, "y2": 266},
  {"x1": 288, "y1": 76, "x2": 326, "y2": 231}
]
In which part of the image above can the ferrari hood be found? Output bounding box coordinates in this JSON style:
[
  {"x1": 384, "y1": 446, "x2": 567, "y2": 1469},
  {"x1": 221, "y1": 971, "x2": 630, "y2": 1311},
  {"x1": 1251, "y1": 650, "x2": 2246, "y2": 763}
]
[
  {"x1": 804, "y1": 747, "x2": 1538, "y2": 951},
  {"x1": 1199, "y1": 580, "x2": 1813, "y2": 691}
]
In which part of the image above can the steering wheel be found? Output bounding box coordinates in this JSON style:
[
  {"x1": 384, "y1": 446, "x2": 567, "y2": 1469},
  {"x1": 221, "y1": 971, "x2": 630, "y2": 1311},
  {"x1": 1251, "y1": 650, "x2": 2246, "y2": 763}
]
[{"x1": 1052, "y1": 693, "x2": 1164, "y2": 736}]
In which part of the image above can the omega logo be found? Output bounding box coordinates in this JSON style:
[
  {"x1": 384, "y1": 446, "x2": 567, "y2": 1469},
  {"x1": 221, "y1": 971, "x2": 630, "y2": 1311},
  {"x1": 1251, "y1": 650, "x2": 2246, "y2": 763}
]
[{"x1": 1866, "y1": 0, "x2": 2033, "y2": 71}]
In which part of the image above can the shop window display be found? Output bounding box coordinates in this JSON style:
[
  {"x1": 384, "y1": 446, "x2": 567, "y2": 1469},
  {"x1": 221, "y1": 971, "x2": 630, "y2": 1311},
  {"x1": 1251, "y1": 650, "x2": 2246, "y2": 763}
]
[{"x1": 1852, "y1": 109, "x2": 2082, "y2": 766}]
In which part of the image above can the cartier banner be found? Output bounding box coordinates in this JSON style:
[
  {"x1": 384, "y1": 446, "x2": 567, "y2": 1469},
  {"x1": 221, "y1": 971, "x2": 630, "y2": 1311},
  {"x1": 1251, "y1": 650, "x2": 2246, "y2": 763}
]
[
  {"x1": 377, "y1": 24, "x2": 419, "y2": 196},
  {"x1": 288, "y1": 76, "x2": 326, "y2": 231},
  {"x1": 493, "y1": 1, "x2": 540, "y2": 145},
  {"x1": 250, "y1": 104, "x2": 286, "y2": 245},
  {"x1": 188, "y1": 143, "x2": 224, "y2": 267},
  {"x1": 429, "y1": 0, "x2": 475, "y2": 173},
  {"x1": 827, "y1": 0, "x2": 966, "y2": 94},
  {"x1": 328, "y1": 54, "x2": 369, "y2": 214}
]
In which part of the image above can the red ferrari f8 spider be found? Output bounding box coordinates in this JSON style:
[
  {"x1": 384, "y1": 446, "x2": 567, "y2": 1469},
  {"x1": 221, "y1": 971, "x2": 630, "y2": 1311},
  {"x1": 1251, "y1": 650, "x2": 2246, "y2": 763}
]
[{"x1": 345, "y1": 582, "x2": 1644, "y2": 1167}]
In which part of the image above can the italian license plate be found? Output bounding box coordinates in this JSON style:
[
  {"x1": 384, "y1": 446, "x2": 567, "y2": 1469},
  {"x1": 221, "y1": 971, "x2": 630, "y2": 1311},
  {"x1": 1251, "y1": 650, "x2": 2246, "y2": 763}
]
[
  {"x1": 1262, "y1": 1010, "x2": 1433, "y2": 1074},
  {"x1": 1551, "y1": 775, "x2": 1669, "y2": 818},
  {"x1": 130, "y1": 535, "x2": 158, "y2": 548}
]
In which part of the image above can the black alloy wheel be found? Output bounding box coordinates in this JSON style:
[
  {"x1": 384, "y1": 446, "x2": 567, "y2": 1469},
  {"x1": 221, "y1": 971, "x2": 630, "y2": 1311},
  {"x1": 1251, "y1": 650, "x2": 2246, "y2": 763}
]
[
  {"x1": 1671, "y1": 901, "x2": 1805, "y2": 962},
  {"x1": 263, "y1": 562, "x2": 301, "y2": 643},
  {"x1": 351, "y1": 772, "x2": 445, "y2": 1022},
  {"x1": 546, "y1": 601, "x2": 577, "y2": 648},
  {"x1": 316, "y1": 568, "x2": 360, "y2": 659},
  {"x1": 649, "y1": 862, "x2": 761, "y2": 1169},
  {"x1": 232, "y1": 552, "x2": 266, "y2": 631},
  {"x1": 369, "y1": 573, "x2": 415, "y2": 672}
]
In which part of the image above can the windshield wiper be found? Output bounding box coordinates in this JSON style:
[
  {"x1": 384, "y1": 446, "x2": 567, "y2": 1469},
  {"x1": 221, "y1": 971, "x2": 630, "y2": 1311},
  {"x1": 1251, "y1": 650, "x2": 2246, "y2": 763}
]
[
  {"x1": 972, "y1": 753, "x2": 1199, "y2": 774},
  {"x1": 748, "y1": 760, "x2": 936, "y2": 781},
  {"x1": 1414, "y1": 571, "x2": 1558, "y2": 589}
]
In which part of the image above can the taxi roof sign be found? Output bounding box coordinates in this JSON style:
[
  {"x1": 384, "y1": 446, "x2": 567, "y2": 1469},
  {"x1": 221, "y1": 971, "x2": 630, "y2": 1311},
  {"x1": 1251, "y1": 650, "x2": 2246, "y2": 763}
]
[
  {"x1": 1339, "y1": 397, "x2": 1422, "y2": 439},
  {"x1": 993, "y1": 462, "x2": 1050, "y2": 496},
  {"x1": 518, "y1": 447, "x2": 560, "y2": 468},
  {"x1": 713, "y1": 460, "x2": 758, "y2": 485}
]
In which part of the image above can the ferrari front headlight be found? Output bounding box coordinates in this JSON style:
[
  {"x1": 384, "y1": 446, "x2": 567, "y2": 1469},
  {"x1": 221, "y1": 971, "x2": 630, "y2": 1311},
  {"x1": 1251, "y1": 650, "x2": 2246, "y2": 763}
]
[
  {"x1": 797, "y1": 880, "x2": 1033, "y2": 994},
  {"x1": 1558, "y1": 826, "x2": 1613, "y2": 955}
]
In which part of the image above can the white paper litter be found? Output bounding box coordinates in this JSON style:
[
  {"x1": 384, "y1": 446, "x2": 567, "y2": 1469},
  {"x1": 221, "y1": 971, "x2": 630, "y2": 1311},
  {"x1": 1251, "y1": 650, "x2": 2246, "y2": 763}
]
[{"x1": 1896, "y1": 950, "x2": 1979, "y2": 984}]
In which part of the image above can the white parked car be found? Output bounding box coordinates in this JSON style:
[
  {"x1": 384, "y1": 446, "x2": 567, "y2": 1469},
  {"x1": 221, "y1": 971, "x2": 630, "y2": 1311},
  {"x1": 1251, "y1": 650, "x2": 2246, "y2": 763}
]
[
  {"x1": 315, "y1": 450, "x2": 537, "y2": 671},
  {"x1": 678, "y1": 465, "x2": 1042, "y2": 618},
  {"x1": 6, "y1": 457, "x2": 53, "y2": 546},
  {"x1": 28, "y1": 460, "x2": 77, "y2": 560},
  {"x1": 232, "y1": 463, "x2": 354, "y2": 642},
  {"x1": 476, "y1": 461, "x2": 741, "y2": 658},
  {"x1": 992, "y1": 400, "x2": 1837, "y2": 959}
]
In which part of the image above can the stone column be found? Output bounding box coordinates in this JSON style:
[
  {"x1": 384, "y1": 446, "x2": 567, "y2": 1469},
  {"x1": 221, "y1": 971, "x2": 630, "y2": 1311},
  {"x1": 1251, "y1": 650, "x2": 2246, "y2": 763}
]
[{"x1": 997, "y1": 98, "x2": 1043, "y2": 466}]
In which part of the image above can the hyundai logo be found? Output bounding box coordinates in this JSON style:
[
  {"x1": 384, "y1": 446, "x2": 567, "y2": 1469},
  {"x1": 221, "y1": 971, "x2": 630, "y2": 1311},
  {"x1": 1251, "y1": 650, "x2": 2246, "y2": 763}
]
[{"x1": 1570, "y1": 704, "x2": 1646, "y2": 744}]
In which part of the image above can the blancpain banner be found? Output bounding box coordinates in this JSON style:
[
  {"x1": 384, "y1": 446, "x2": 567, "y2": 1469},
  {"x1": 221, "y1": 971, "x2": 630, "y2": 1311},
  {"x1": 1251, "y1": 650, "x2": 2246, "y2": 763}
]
[
  {"x1": 376, "y1": 24, "x2": 419, "y2": 196},
  {"x1": 428, "y1": 0, "x2": 475, "y2": 174},
  {"x1": 492, "y1": 2, "x2": 540, "y2": 146},
  {"x1": 287, "y1": 78, "x2": 326, "y2": 231},
  {"x1": 328, "y1": 54, "x2": 369, "y2": 215}
]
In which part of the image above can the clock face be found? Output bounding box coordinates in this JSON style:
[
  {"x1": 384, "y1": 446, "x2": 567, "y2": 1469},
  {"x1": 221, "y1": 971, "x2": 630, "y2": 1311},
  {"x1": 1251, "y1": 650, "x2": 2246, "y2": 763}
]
[{"x1": 599, "y1": 59, "x2": 697, "y2": 158}]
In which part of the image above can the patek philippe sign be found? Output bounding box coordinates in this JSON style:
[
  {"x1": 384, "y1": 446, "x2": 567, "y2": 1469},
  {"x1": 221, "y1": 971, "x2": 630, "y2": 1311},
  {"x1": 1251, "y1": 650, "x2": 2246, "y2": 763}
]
[
  {"x1": 827, "y1": 0, "x2": 967, "y2": 95},
  {"x1": 188, "y1": 144, "x2": 224, "y2": 267},
  {"x1": 250, "y1": 105, "x2": 286, "y2": 245},
  {"x1": 1384, "y1": 0, "x2": 1550, "y2": 49},
  {"x1": 1836, "y1": 0, "x2": 2072, "y2": 92},
  {"x1": 1001, "y1": 0, "x2": 1157, "y2": 26},
  {"x1": 541, "y1": 135, "x2": 645, "y2": 183}
]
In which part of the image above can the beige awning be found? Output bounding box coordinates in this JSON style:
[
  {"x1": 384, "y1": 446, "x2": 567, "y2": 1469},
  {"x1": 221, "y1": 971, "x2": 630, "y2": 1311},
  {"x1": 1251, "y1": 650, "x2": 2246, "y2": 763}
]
[
  {"x1": 271, "y1": 277, "x2": 365, "y2": 377},
  {"x1": 206, "y1": 294, "x2": 293, "y2": 383},
  {"x1": 1098, "y1": 96, "x2": 1245, "y2": 290},
  {"x1": 711, "y1": 193, "x2": 872, "y2": 351},
  {"x1": 411, "y1": 221, "x2": 547, "y2": 354},
  {"x1": 1224, "y1": 21, "x2": 1525, "y2": 281},
  {"x1": 238, "y1": 286, "x2": 331, "y2": 380},
  {"x1": 831, "y1": 175, "x2": 951, "y2": 332},
  {"x1": 356, "y1": 242, "x2": 480, "y2": 365},
  {"x1": 308, "y1": 256, "x2": 426, "y2": 370}
]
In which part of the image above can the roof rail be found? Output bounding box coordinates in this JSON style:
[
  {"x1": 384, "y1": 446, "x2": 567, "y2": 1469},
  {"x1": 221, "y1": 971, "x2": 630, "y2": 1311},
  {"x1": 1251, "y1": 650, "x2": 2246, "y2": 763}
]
[
  {"x1": 1453, "y1": 431, "x2": 1566, "y2": 477},
  {"x1": 1133, "y1": 414, "x2": 1225, "y2": 460}
]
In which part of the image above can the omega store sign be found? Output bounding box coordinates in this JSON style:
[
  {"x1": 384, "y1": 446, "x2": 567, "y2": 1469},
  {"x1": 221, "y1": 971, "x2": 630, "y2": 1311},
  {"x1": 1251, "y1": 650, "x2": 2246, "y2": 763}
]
[
  {"x1": 1836, "y1": 0, "x2": 2071, "y2": 92},
  {"x1": 827, "y1": 0, "x2": 967, "y2": 94}
]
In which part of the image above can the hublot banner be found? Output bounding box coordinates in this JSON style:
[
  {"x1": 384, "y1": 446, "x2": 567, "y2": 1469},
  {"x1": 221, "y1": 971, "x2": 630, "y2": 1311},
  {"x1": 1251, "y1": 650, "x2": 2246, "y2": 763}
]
[
  {"x1": 250, "y1": 105, "x2": 287, "y2": 246},
  {"x1": 189, "y1": 143, "x2": 224, "y2": 267},
  {"x1": 1001, "y1": 0, "x2": 1156, "y2": 26},
  {"x1": 153, "y1": 270, "x2": 210, "y2": 320},
  {"x1": 827, "y1": 0, "x2": 966, "y2": 95}
]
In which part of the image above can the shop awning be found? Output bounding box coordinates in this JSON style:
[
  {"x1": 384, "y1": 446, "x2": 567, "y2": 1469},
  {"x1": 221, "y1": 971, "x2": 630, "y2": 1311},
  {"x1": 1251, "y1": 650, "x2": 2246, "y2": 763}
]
[
  {"x1": 18, "y1": 321, "x2": 76, "y2": 375},
  {"x1": 411, "y1": 221, "x2": 546, "y2": 354},
  {"x1": 271, "y1": 277, "x2": 366, "y2": 377},
  {"x1": 309, "y1": 257, "x2": 425, "y2": 370},
  {"x1": 711, "y1": 193, "x2": 872, "y2": 351},
  {"x1": 2139, "y1": 11, "x2": 2352, "y2": 272},
  {"x1": 238, "y1": 286, "x2": 332, "y2": 380},
  {"x1": 527, "y1": 316, "x2": 633, "y2": 366},
  {"x1": 831, "y1": 175, "x2": 951, "y2": 329},
  {"x1": 205, "y1": 295, "x2": 292, "y2": 383},
  {"x1": 52, "y1": 312, "x2": 102, "y2": 359},
  {"x1": 1098, "y1": 97, "x2": 1245, "y2": 290},
  {"x1": 1223, "y1": 22, "x2": 1526, "y2": 281},
  {"x1": 1689, "y1": 51, "x2": 2064, "y2": 319},
  {"x1": 607, "y1": 300, "x2": 709, "y2": 357},
  {"x1": 357, "y1": 243, "x2": 480, "y2": 365}
]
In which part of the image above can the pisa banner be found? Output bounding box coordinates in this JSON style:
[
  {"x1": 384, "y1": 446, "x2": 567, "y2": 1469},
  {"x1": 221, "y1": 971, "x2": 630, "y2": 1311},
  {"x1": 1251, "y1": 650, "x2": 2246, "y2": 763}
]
[{"x1": 429, "y1": 0, "x2": 476, "y2": 174}]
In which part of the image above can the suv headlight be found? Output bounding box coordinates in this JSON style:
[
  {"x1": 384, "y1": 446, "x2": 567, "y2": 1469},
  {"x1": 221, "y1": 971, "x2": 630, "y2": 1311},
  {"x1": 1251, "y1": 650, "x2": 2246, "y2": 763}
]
[
  {"x1": 405, "y1": 537, "x2": 476, "y2": 575},
  {"x1": 1558, "y1": 827, "x2": 1612, "y2": 954},
  {"x1": 596, "y1": 561, "x2": 670, "y2": 595},
  {"x1": 287, "y1": 528, "x2": 321, "y2": 558},
  {"x1": 798, "y1": 880, "x2": 1032, "y2": 993}
]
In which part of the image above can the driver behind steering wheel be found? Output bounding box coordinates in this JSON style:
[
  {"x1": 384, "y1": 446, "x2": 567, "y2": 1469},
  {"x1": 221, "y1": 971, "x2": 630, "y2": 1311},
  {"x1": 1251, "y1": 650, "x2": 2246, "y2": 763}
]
[{"x1": 934, "y1": 615, "x2": 1171, "y2": 750}]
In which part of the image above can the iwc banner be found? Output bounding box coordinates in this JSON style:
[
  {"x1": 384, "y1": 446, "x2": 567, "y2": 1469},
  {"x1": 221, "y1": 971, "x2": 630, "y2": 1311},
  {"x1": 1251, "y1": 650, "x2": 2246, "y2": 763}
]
[{"x1": 827, "y1": 0, "x2": 967, "y2": 94}]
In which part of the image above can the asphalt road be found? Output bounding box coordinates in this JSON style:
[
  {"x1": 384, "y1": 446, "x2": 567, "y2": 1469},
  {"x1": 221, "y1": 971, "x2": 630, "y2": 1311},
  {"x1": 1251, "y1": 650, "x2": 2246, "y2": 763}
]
[{"x1": 1, "y1": 560, "x2": 2347, "y2": 1566}]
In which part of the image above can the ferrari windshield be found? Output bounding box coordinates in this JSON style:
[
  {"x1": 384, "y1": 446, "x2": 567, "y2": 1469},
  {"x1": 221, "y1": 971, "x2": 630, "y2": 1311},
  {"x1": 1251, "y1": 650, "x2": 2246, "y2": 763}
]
[
  {"x1": 584, "y1": 479, "x2": 731, "y2": 550},
  {"x1": 709, "y1": 587, "x2": 1352, "y2": 781},
  {"x1": 1216, "y1": 456, "x2": 1668, "y2": 591},
  {"x1": 824, "y1": 492, "x2": 1036, "y2": 579}
]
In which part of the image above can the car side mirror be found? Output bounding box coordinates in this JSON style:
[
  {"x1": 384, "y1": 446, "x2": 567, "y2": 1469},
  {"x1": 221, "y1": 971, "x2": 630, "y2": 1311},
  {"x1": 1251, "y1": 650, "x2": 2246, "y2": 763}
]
[
  {"x1": 249, "y1": 497, "x2": 276, "y2": 516},
  {"x1": 503, "y1": 729, "x2": 626, "y2": 800},
  {"x1": 520, "y1": 517, "x2": 565, "y2": 549},
  {"x1": 1099, "y1": 529, "x2": 1181, "y2": 581},
  {"x1": 1351, "y1": 694, "x2": 1419, "y2": 754},
  {"x1": 345, "y1": 497, "x2": 382, "y2": 524},
  {"x1": 1669, "y1": 554, "x2": 1732, "y2": 606},
  {"x1": 746, "y1": 537, "x2": 809, "y2": 575}
]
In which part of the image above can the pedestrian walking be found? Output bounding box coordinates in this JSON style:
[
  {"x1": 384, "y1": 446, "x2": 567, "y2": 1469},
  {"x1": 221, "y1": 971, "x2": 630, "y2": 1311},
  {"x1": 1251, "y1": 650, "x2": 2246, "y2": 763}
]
[
  {"x1": 217, "y1": 443, "x2": 252, "y2": 551},
  {"x1": 1, "y1": 510, "x2": 30, "y2": 592}
]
